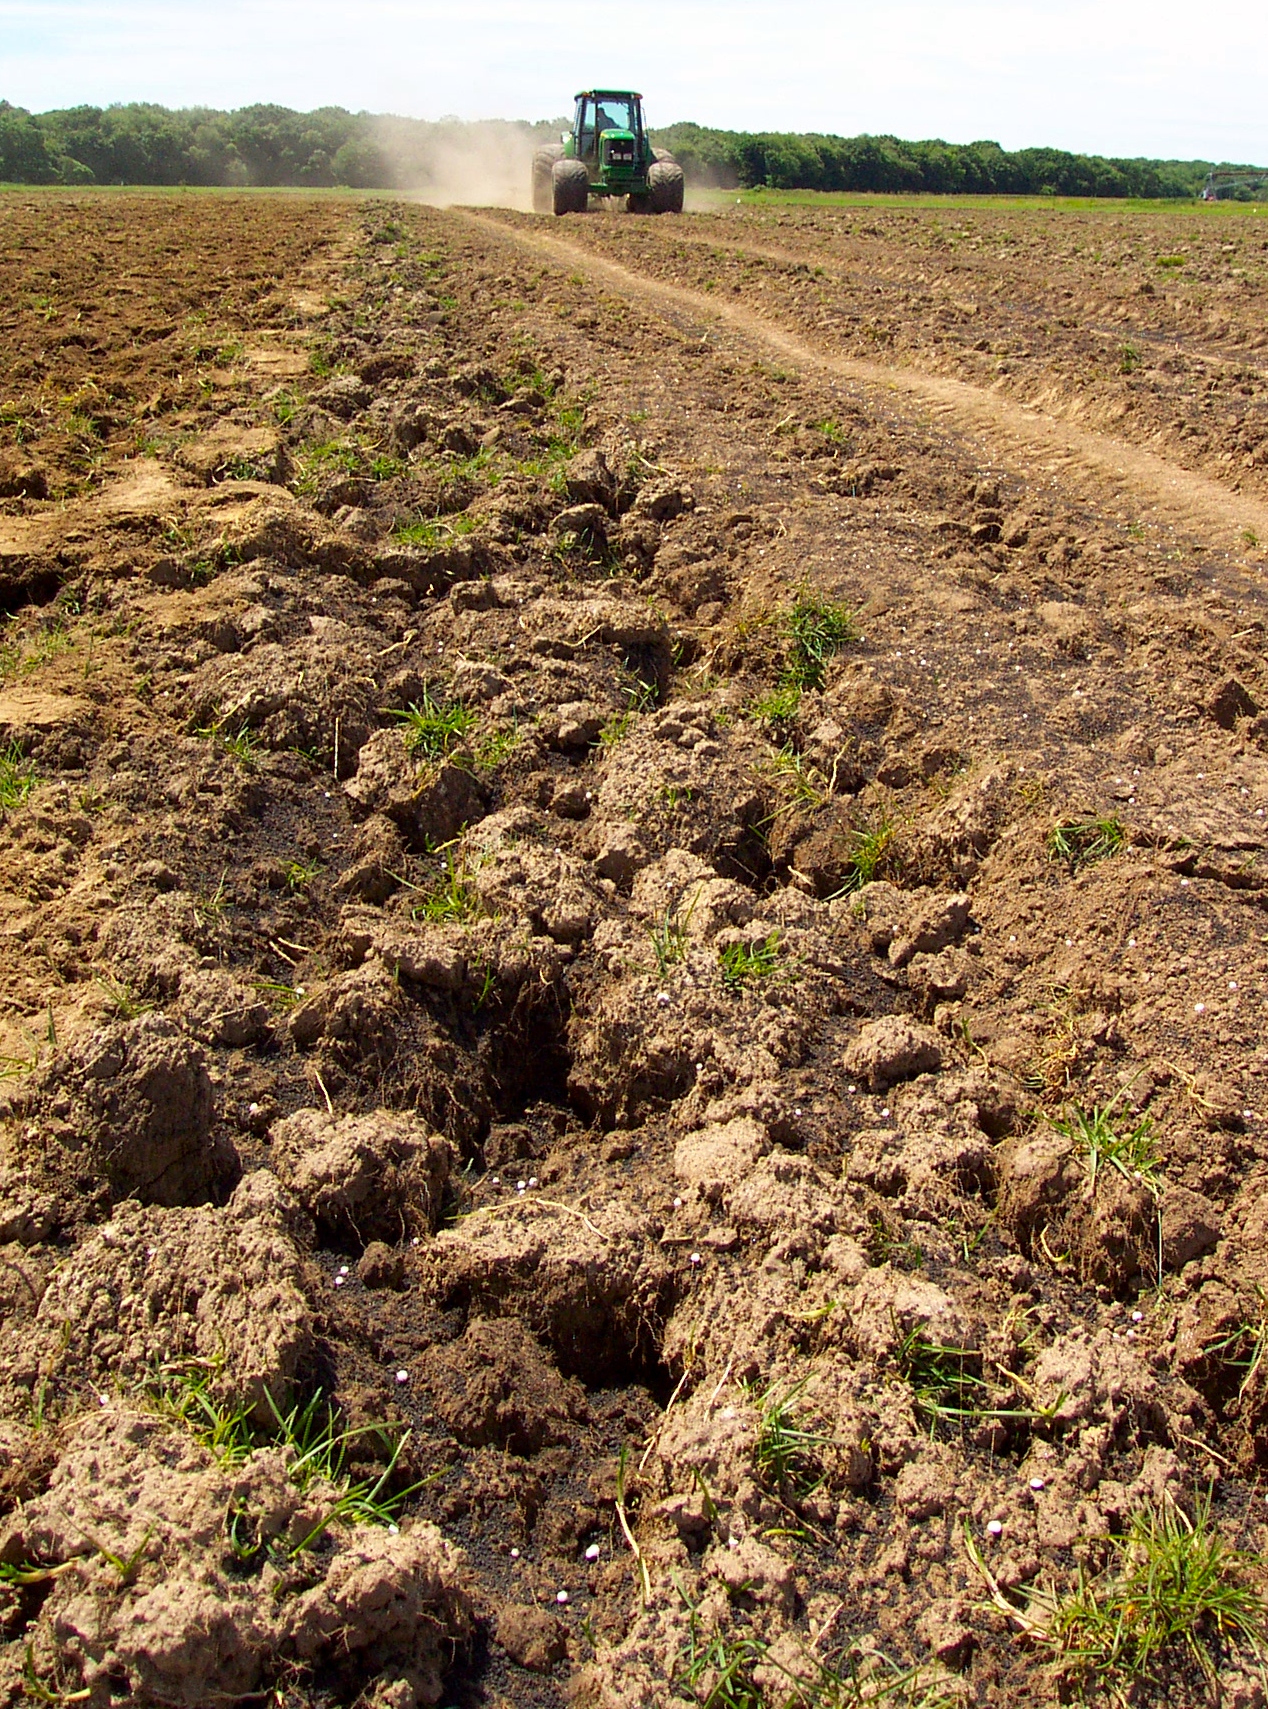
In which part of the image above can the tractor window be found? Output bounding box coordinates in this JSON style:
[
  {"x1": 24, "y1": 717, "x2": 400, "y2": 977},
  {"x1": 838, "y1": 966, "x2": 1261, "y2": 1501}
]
[
  {"x1": 577, "y1": 98, "x2": 597, "y2": 156},
  {"x1": 577, "y1": 96, "x2": 639, "y2": 157},
  {"x1": 594, "y1": 97, "x2": 636, "y2": 136}
]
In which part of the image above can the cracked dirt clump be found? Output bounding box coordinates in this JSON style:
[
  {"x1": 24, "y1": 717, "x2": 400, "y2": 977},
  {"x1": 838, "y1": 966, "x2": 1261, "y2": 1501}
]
[
  {"x1": 0, "y1": 1174, "x2": 315, "y2": 1424},
  {"x1": 0, "y1": 1408, "x2": 472, "y2": 1709},
  {"x1": 2, "y1": 1013, "x2": 230, "y2": 1207},
  {"x1": 269, "y1": 1106, "x2": 452, "y2": 1244}
]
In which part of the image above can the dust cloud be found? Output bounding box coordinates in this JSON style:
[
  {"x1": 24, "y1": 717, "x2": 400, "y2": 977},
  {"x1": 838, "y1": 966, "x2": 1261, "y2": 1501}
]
[{"x1": 373, "y1": 117, "x2": 563, "y2": 210}]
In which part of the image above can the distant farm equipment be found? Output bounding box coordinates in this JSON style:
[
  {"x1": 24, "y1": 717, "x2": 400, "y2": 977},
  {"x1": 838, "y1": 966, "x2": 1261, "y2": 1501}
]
[
  {"x1": 1201, "y1": 168, "x2": 1268, "y2": 201},
  {"x1": 532, "y1": 90, "x2": 684, "y2": 217}
]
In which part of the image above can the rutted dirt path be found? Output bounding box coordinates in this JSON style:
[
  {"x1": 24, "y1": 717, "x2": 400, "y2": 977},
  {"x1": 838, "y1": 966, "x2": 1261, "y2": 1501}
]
[
  {"x1": 469, "y1": 209, "x2": 1268, "y2": 554},
  {"x1": 2, "y1": 191, "x2": 1268, "y2": 1709}
]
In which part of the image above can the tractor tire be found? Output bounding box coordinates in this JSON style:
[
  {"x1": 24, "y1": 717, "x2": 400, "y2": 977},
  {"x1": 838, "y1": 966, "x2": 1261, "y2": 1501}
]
[
  {"x1": 627, "y1": 192, "x2": 651, "y2": 215},
  {"x1": 647, "y1": 157, "x2": 684, "y2": 215},
  {"x1": 552, "y1": 158, "x2": 589, "y2": 216},
  {"x1": 651, "y1": 147, "x2": 674, "y2": 163},
  {"x1": 532, "y1": 143, "x2": 564, "y2": 214}
]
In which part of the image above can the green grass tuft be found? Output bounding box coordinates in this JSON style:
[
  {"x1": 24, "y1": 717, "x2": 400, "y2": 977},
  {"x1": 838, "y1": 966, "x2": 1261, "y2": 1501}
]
[
  {"x1": 410, "y1": 851, "x2": 482, "y2": 924},
  {"x1": 719, "y1": 931, "x2": 781, "y2": 991},
  {"x1": 753, "y1": 1376, "x2": 831, "y2": 1499},
  {"x1": 0, "y1": 742, "x2": 38, "y2": 811},
  {"x1": 392, "y1": 512, "x2": 478, "y2": 549},
  {"x1": 649, "y1": 901, "x2": 695, "y2": 979},
  {"x1": 154, "y1": 1362, "x2": 421, "y2": 1558},
  {"x1": 284, "y1": 858, "x2": 321, "y2": 892},
  {"x1": 749, "y1": 682, "x2": 802, "y2": 726},
  {"x1": 1049, "y1": 1096, "x2": 1161, "y2": 1195},
  {"x1": 1046, "y1": 813, "x2": 1126, "y2": 869},
  {"x1": 1041, "y1": 1491, "x2": 1266, "y2": 1696},
  {"x1": 785, "y1": 593, "x2": 858, "y2": 690},
  {"x1": 390, "y1": 688, "x2": 476, "y2": 760},
  {"x1": 769, "y1": 745, "x2": 826, "y2": 812},
  {"x1": 835, "y1": 813, "x2": 897, "y2": 891},
  {"x1": 673, "y1": 1578, "x2": 958, "y2": 1707}
]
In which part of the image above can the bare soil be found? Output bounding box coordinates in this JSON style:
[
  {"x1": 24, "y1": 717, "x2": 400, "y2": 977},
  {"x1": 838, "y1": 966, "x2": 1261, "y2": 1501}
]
[{"x1": 1, "y1": 188, "x2": 1267, "y2": 1708}]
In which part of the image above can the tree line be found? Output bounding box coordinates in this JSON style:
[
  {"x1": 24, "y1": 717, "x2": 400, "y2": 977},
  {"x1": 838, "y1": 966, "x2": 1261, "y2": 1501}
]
[
  {"x1": 0, "y1": 102, "x2": 556, "y2": 189},
  {"x1": 0, "y1": 99, "x2": 1260, "y2": 199},
  {"x1": 653, "y1": 123, "x2": 1260, "y2": 199}
]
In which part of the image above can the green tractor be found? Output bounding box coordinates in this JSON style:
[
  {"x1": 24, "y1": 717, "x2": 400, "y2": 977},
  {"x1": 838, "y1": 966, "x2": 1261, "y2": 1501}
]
[{"x1": 533, "y1": 90, "x2": 684, "y2": 217}]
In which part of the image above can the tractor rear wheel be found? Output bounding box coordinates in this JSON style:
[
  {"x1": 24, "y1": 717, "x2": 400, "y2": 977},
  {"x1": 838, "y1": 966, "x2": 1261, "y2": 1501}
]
[
  {"x1": 552, "y1": 158, "x2": 589, "y2": 216},
  {"x1": 627, "y1": 193, "x2": 651, "y2": 215},
  {"x1": 532, "y1": 144, "x2": 564, "y2": 213},
  {"x1": 648, "y1": 157, "x2": 684, "y2": 215}
]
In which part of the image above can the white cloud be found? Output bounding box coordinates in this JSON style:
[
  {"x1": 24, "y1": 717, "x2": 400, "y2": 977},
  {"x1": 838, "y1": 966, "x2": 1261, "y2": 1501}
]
[{"x1": 0, "y1": 0, "x2": 1263, "y2": 163}]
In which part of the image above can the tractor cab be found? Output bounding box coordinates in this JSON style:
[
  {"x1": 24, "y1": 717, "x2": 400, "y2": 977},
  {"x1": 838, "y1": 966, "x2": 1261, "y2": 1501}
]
[{"x1": 566, "y1": 90, "x2": 647, "y2": 184}]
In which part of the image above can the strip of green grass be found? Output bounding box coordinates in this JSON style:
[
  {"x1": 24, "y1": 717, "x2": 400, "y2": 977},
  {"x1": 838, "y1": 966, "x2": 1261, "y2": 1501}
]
[{"x1": 700, "y1": 187, "x2": 1267, "y2": 217}]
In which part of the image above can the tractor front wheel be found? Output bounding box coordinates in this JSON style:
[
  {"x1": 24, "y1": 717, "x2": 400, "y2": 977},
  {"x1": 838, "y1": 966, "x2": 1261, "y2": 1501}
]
[
  {"x1": 532, "y1": 144, "x2": 564, "y2": 213},
  {"x1": 648, "y1": 157, "x2": 684, "y2": 215},
  {"x1": 552, "y1": 159, "x2": 590, "y2": 216}
]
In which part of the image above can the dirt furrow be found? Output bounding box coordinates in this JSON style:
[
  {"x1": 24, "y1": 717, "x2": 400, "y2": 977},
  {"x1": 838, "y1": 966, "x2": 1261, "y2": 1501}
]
[{"x1": 469, "y1": 210, "x2": 1268, "y2": 556}]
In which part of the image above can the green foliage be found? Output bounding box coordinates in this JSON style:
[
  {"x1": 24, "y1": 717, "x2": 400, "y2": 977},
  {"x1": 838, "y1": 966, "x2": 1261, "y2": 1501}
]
[
  {"x1": 1039, "y1": 1492, "x2": 1265, "y2": 1696},
  {"x1": 650, "y1": 897, "x2": 696, "y2": 978},
  {"x1": 769, "y1": 745, "x2": 826, "y2": 811},
  {"x1": 749, "y1": 683, "x2": 801, "y2": 726},
  {"x1": 650, "y1": 120, "x2": 1252, "y2": 200},
  {"x1": 391, "y1": 512, "x2": 477, "y2": 549},
  {"x1": 155, "y1": 1364, "x2": 418, "y2": 1559},
  {"x1": 1119, "y1": 342, "x2": 1142, "y2": 374},
  {"x1": 1049, "y1": 1097, "x2": 1162, "y2": 1195},
  {"x1": 1047, "y1": 813, "x2": 1126, "y2": 870},
  {"x1": 673, "y1": 1580, "x2": 957, "y2": 1708},
  {"x1": 719, "y1": 931, "x2": 781, "y2": 991},
  {"x1": 410, "y1": 852, "x2": 482, "y2": 924},
  {"x1": 897, "y1": 1325, "x2": 1057, "y2": 1435},
  {"x1": 600, "y1": 709, "x2": 635, "y2": 747},
  {"x1": 622, "y1": 674, "x2": 659, "y2": 713},
  {"x1": 195, "y1": 720, "x2": 258, "y2": 767},
  {"x1": 0, "y1": 101, "x2": 563, "y2": 189},
  {"x1": 784, "y1": 594, "x2": 858, "y2": 690},
  {"x1": 284, "y1": 858, "x2": 320, "y2": 892},
  {"x1": 675, "y1": 1614, "x2": 766, "y2": 1709},
  {"x1": 472, "y1": 724, "x2": 520, "y2": 772},
  {"x1": 93, "y1": 974, "x2": 156, "y2": 1021},
  {"x1": 160, "y1": 1364, "x2": 255, "y2": 1466},
  {"x1": 0, "y1": 742, "x2": 37, "y2": 811},
  {"x1": 292, "y1": 438, "x2": 361, "y2": 495},
  {"x1": 1200, "y1": 1296, "x2": 1268, "y2": 1401},
  {"x1": 390, "y1": 688, "x2": 476, "y2": 760},
  {"x1": 834, "y1": 812, "x2": 897, "y2": 892},
  {"x1": 253, "y1": 978, "x2": 303, "y2": 1011},
  {"x1": 753, "y1": 1377, "x2": 830, "y2": 1498},
  {"x1": 0, "y1": 100, "x2": 1258, "y2": 198},
  {"x1": 899, "y1": 1328, "x2": 993, "y2": 1429}
]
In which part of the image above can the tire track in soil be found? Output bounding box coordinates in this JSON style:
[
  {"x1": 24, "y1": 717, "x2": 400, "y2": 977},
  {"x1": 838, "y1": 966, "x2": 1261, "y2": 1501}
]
[
  {"x1": 463, "y1": 210, "x2": 1268, "y2": 556},
  {"x1": 599, "y1": 214, "x2": 1268, "y2": 386}
]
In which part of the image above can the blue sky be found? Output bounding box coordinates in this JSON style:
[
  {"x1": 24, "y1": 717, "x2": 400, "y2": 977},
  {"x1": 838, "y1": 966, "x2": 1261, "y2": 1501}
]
[{"x1": 2, "y1": 0, "x2": 1264, "y2": 163}]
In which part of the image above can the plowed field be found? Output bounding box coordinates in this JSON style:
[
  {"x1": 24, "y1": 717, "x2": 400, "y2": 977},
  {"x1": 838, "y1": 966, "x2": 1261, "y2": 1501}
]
[{"x1": 1, "y1": 188, "x2": 1267, "y2": 1709}]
